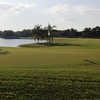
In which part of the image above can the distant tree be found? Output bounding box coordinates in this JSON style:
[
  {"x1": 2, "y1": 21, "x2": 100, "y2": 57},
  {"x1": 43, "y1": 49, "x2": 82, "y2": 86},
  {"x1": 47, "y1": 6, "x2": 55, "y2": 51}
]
[
  {"x1": 20, "y1": 29, "x2": 32, "y2": 37},
  {"x1": 83, "y1": 27, "x2": 92, "y2": 37},
  {"x1": 2, "y1": 30, "x2": 17, "y2": 39},
  {"x1": 70, "y1": 28, "x2": 78, "y2": 36},
  {"x1": 83, "y1": 26, "x2": 100, "y2": 38},
  {"x1": 64, "y1": 28, "x2": 78, "y2": 37},
  {"x1": 1, "y1": 25, "x2": 100, "y2": 39},
  {"x1": 91, "y1": 26, "x2": 100, "y2": 37},
  {"x1": 92, "y1": 26, "x2": 100, "y2": 32}
]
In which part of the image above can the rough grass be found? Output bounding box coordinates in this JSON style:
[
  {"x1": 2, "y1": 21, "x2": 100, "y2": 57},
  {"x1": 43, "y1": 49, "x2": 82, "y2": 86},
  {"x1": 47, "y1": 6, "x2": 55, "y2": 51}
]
[{"x1": 0, "y1": 38, "x2": 100, "y2": 99}]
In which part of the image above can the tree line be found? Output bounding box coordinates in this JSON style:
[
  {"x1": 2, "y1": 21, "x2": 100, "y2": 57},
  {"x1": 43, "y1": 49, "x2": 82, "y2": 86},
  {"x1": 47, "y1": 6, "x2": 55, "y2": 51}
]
[{"x1": 0, "y1": 25, "x2": 100, "y2": 39}]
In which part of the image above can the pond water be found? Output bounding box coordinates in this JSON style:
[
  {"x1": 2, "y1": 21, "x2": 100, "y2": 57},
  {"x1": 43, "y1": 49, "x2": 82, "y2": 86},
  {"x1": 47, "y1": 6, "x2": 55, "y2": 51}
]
[{"x1": 0, "y1": 38, "x2": 46, "y2": 47}]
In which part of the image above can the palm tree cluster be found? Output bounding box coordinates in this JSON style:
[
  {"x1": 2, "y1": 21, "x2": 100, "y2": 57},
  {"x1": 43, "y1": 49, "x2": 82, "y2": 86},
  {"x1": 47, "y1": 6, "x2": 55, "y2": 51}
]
[{"x1": 32, "y1": 24, "x2": 56, "y2": 44}]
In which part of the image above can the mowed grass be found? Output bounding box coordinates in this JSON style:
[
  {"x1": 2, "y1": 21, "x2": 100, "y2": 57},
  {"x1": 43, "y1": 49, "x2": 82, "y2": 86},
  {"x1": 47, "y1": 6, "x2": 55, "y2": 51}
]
[{"x1": 0, "y1": 38, "x2": 100, "y2": 100}]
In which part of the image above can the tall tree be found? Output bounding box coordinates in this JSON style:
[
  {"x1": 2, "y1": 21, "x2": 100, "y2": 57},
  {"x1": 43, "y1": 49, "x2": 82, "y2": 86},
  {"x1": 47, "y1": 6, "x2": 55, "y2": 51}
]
[
  {"x1": 32, "y1": 25, "x2": 43, "y2": 42},
  {"x1": 47, "y1": 24, "x2": 56, "y2": 43}
]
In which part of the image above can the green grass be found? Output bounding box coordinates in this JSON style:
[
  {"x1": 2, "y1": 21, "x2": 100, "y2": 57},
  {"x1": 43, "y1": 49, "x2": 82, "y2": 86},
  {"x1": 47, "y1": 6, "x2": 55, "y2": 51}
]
[{"x1": 0, "y1": 38, "x2": 100, "y2": 99}]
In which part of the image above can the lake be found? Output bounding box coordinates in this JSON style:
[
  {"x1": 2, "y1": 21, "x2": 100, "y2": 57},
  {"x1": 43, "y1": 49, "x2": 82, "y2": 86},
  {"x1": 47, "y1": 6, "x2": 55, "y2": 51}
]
[{"x1": 0, "y1": 38, "x2": 46, "y2": 47}]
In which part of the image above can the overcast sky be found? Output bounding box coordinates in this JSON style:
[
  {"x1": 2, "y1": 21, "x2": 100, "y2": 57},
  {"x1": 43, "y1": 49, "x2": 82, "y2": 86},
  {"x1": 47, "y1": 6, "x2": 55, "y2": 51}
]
[{"x1": 0, "y1": 0, "x2": 100, "y2": 31}]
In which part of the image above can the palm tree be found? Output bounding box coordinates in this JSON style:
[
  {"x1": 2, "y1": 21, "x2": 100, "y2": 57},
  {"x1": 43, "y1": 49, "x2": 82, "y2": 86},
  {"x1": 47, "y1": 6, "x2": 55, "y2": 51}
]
[
  {"x1": 32, "y1": 25, "x2": 42, "y2": 43},
  {"x1": 47, "y1": 24, "x2": 56, "y2": 44},
  {"x1": 32, "y1": 24, "x2": 56, "y2": 45}
]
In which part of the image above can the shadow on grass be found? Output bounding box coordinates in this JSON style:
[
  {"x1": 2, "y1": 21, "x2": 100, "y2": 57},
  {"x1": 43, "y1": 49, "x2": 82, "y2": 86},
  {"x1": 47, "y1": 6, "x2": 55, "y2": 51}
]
[
  {"x1": 0, "y1": 49, "x2": 9, "y2": 55},
  {"x1": 38, "y1": 43, "x2": 82, "y2": 47},
  {"x1": 20, "y1": 42, "x2": 84, "y2": 48},
  {"x1": 84, "y1": 59, "x2": 97, "y2": 65}
]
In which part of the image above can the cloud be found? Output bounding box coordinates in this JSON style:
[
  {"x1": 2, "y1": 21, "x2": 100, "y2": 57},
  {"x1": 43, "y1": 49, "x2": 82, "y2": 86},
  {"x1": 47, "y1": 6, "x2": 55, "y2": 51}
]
[
  {"x1": 75, "y1": 5, "x2": 100, "y2": 15},
  {"x1": 44, "y1": 3, "x2": 100, "y2": 29},
  {"x1": 49, "y1": 4, "x2": 100, "y2": 17},
  {"x1": 9, "y1": 3, "x2": 35, "y2": 14},
  {"x1": 0, "y1": 2, "x2": 35, "y2": 15},
  {"x1": 0, "y1": 2, "x2": 13, "y2": 11},
  {"x1": 0, "y1": 0, "x2": 100, "y2": 30}
]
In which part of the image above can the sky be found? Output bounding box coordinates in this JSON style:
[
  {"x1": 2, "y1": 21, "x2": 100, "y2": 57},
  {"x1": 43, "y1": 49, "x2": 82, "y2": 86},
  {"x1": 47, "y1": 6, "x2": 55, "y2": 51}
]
[{"x1": 0, "y1": 0, "x2": 100, "y2": 31}]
